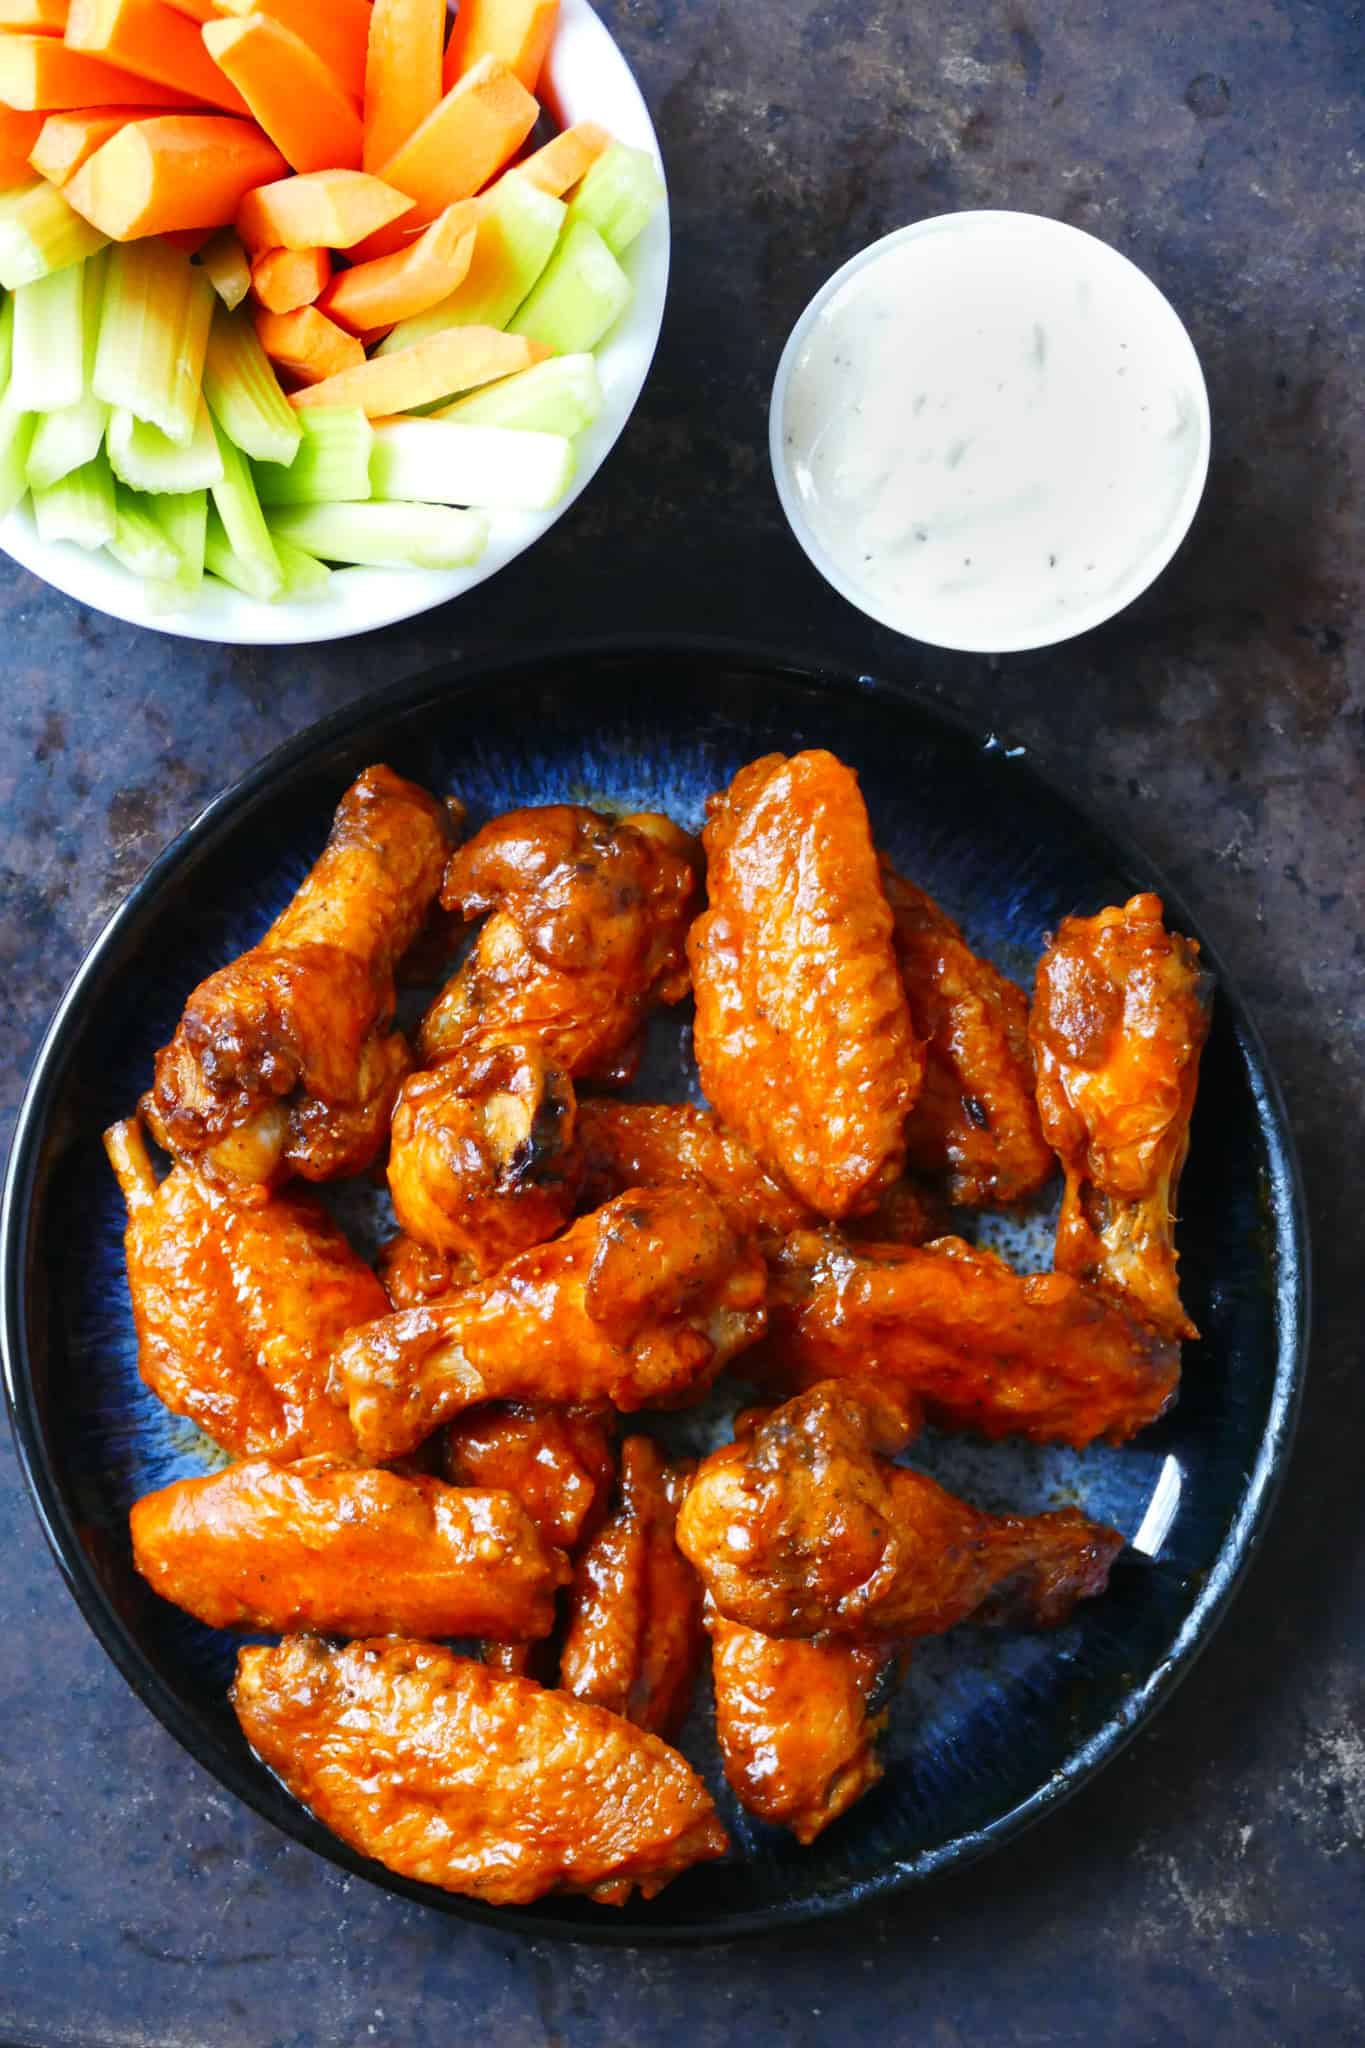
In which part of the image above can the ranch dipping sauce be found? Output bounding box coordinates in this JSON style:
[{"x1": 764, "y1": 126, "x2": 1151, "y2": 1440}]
[{"x1": 772, "y1": 213, "x2": 1210, "y2": 653}]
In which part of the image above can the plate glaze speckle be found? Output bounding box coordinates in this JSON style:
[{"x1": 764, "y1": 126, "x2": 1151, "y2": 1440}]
[{"x1": 0, "y1": 642, "x2": 1307, "y2": 1941}]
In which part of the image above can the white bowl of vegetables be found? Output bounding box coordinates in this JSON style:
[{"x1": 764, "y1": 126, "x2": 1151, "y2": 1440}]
[{"x1": 0, "y1": 0, "x2": 668, "y2": 644}]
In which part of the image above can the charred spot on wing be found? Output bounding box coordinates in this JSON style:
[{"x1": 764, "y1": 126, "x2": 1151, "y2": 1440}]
[{"x1": 963, "y1": 1095, "x2": 990, "y2": 1130}]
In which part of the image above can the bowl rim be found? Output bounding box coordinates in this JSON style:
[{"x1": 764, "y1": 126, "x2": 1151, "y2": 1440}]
[
  {"x1": 0, "y1": 635, "x2": 1308, "y2": 1943},
  {"x1": 769, "y1": 210, "x2": 1213, "y2": 655},
  {"x1": 0, "y1": 0, "x2": 671, "y2": 648}
]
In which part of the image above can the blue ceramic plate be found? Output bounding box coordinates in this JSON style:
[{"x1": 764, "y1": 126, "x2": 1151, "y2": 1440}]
[{"x1": 1, "y1": 641, "x2": 1307, "y2": 1941}]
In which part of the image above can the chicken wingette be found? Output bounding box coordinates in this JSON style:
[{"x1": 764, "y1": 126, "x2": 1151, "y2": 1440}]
[
  {"x1": 105, "y1": 1117, "x2": 382, "y2": 1460},
  {"x1": 232, "y1": 1636, "x2": 729, "y2": 1905},
  {"x1": 130, "y1": 1456, "x2": 569, "y2": 1640},
  {"x1": 144, "y1": 766, "x2": 453, "y2": 1199},
  {"x1": 688, "y1": 751, "x2": 921, "y2": 1219},
  {"x1": 1032, "y1": 891, "x2": 1212, "y2": 1340}
]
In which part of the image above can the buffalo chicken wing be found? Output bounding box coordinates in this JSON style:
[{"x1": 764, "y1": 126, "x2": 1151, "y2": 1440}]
[
  {"x1": 130, "y1": 1455, "x2": 568, "y2": 1640},
  {"x1": 769, "y1": 1230, "x2": 1180, "y2": 1447},
  {"x1": 560, "y1": 1436, "x2": 705, "y2": 1739},
  {"x1": 420, "y1": 805, "x2": 700, "y2": 1080},
  {"x1": 105, "y1": 1117, "x2": 381, "y2": 1460},
  {"x1": 232, "y1": 1636, "x2": 728, "y2": 1905},
  {"x1": 688, "y1": 751, "x2": 922, "y2": 1219},
  {"x1": 1032, "y1": 892, "x2": 1212, "y2": 1340},
  {"x1": 677, "y1": 1382, "x2": 1123, "y2": 1640},
  {"x1": 144, "y1": 766, "x2": 452, "y2": 1198},
  {"x1": 331, "y1": 1186, "x2": 768, "y2": 1461}
]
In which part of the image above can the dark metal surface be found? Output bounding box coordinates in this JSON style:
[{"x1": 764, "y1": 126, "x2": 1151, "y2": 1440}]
[{"x1": 1, "y1": 0, "x2": 1361, "y2": 2038}]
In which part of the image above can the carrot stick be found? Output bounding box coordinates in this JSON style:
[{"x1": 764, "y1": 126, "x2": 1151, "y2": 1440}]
[
  {"x1": 162, "y1": 223, "x2": 210, "y2": 249},
  {"x1": 362, "y1": 0, "x2": 444, "y2": 175},
  {"x1": 290, "y1": 323, "x2": 549, "y2": 414},
  {"x1": 251, "y1": 241, "x2": 330, "y2": 313},
  {"x1": 211, "y1": 0, "x2": 371, "y2": 105},
  {"x1": 0, "y1": 105, "x2": 44, "y2": 182},
  {"x1": 255, "y1": 302, "x2": 364, "y2": 383},
  {"x1": 236, "y1": 169, "x2": 413, "y2": 253},
  {"x1": 0, "y1": 0, "x2": 70, "y2": 29},
  {"x1": 28, "y1": 104, "x2": 157, "y2": 182},
  {"x1": 355, "y1": 53, "x2": 538, "y2": 261},
  {"x1": 161, "y1": 0, "x2": 213, "y2": 16},
  {"x1": 202, "y1": 13, "x2": 363, "y2": 173},
  {"x1": 317, "y1": 201, "x2": 477, "y2": 334},
  {"x1": 65, "y1": 0, "x2": 252, "y2": 114},
  {"x1": 65, "y1": 113, "x2": 286, "y2": 235},
  {"x1": 443, "y1": 0, "x2": 558, "y2": 95},
  {"x1": 0, "y1": 33, "x2": 206, "y2": 105}
]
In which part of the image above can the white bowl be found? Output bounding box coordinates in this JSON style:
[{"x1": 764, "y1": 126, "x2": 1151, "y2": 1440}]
[
  {"x1": 770, "y1": 211, "x2": 1211, "y2": 655},
  {"x1": 0, "y1": 0, "x2": 669, "y2": 645}
]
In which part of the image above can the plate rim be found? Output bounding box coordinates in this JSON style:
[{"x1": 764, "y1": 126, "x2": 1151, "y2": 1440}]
[{"x1": 0, "y1": 635, "x2": 1310, "y2": 1942}]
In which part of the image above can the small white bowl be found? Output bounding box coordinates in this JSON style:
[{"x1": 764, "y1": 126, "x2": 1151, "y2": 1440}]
[
  {"x1": 0, "y1": 0, "x2": 669, "y2": 645},
  {"x1": 770, "y1": 211, "x2": 1211, "y2": 655}
]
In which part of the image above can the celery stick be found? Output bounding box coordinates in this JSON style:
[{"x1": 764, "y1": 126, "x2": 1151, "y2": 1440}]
[
  {"x1": 0, "y1": 181, "x2": 107, "y2": 293},
  {"x1": 370, "y1": 418, "x2": 574, "y2": 511},
  {"x1": 377, "y1": 179, "x2": 566, "y2": 357},
  {"x1": 106, "y1": 482, "x2": 182, "y2": 581},
  {"x1": 94, "y1": 242, "x2": 215, "y2": 448},
  {"x1": 108, "y1": 397, "x2": 224, "y2": 494},
  {"x1": 145, "y1": 488, "x2": 207, "y2": 611},
  {"x1": 26, "y1": 252, "x2": 109, "y2": 491},
  {"x1": 203, "y1": 303, "x2": 301, "y2": 468},
  {"x1": 509, "y1": 221, "x2": 632, "y2": 354},
  {"x1": 0, "y1": 295, "x2": 35, "y2": 518},
  {"x1": 198, "y1": 228, "x2": 251, "y2": 313},
  {"x1": 11, "y1": 261, "x2": 86, "y2": 413},
  {"x1": 271, "y1": 534, "x2": 331, "y2": 600},
  {"x1": 267, "y1": 502, "x2": 488, "y2": 569},
  {"x1": 564, "y1": 144, "x2": 665, "y2": 256},
  {"x1": 254, "y1": 408, "x2": 372, "y2": 506},
  {"x1": 31, "y1": 447, "x2": 116, "y2": 548},
  {"x1": 208, "y1": 418, "x2": 283, "y2": 599},
  {"x1": 437, "y1": 354, "x2": 603, "y2": 437}
]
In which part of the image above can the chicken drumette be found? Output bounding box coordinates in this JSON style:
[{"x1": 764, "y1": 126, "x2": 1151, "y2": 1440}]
[
  {"x1": 387, "y1": 1035, "x2": 583, "y2": 1279},
  {"x1": 1032, "y1": 892, "x2": 1212, "y2": 1340},
  {"x1": 105, "y1": 1117, "x2": 383, "y2": 1460},
  {"x1": 145, "y1": 766, "x2": 453, "y2": 1198},
  {"x1": 883, "y1": 865, "x2": 1055, "y2": 1207},
  {"x1": 560, "y1": 1435, "x2": 705, "y2": 1740},
  {"x1": 706, "y1": 1601, "x2": 901, "y2": 1844},
  {"x1": 420, "y1": 805, "x2": 700, "y2": 1080},
  {"x1": 769, "y1": 1229, "x2": 1180, "y2": 1447},
  {"x1": 677, "y1": 1381, "x2": 1123, "y2": 1641},
  {"x1": 688, "y1": 751, "x2": 922, "y2": 1219},
  {"x1": 232, "y1": 1636, "x2": 728, "y2": 1905},
  {"x1": 130, "y1": 1456, "x2": 569, "y2": 1641},
  {"x1": 331, "y1": 1186, "x2": 768, "y2": 1461}
]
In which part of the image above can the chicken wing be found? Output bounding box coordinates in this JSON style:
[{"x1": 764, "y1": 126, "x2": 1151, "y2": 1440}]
[
  {"x1": 706, "y1": 1599, "x2": 900, "y2": 1843},
  {"x1": 377, "y1": 1230, "x2": 474, "y2": 1307},
  {"x1": 105, "y1": 1118, "x2": 381, "y2": 1460},
  {"x1": 769, "y1": 1229, "x2": 1179, "y2": 1447},
  {"x1": 444, "y1": 1402, "x2": 616, "y2": 1552},
  {"x1": 232, "y1": 1636, "x2": 729, "y2": 1905},
  {"x1": 130, "y1": 1455, "x2": 568, "y2": 1640},
  {"x1": 388, "y1": 1036, "x2": 582, "y2": 1278},
  {"x1": 1032, "y1": 892, "x2": 1212, "y2": 1341},
  {"x1": 688, "y1": 752, "x2": 921, "y2": 1219},
  {"x1": 883, "y1": 865, "x2": 1055, "y2": 1207},
  {"x1": 559, "y1": 1436, "x2": 705, "y2": 1739},
  {"x1": 677, "y1": 1381, "x2": 1123, "y2": 1641},
  {"x1": 144, "y1": 766, "x2": 453, "y2": 1198},
  {"x1": 331, "y1": 1186, "x2": 768, "y2": 1461},
  {"x1": 420, "y1": 805, "x2": 700, "y2": 1080}
]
